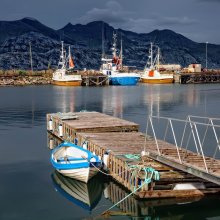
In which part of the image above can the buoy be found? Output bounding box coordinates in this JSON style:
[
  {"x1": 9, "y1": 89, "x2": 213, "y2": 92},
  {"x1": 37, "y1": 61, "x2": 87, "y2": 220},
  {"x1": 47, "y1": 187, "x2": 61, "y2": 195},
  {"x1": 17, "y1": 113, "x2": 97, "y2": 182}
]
[
  {"x1": 82, "y1": 141, "x2": 87, "y2": 150},
  {"x1": 58, "y1": 124, "x2": 63, "y2": 137},
  {"x1": 48, "y1": 118, "x2": 53, "y2": 131},
  {"x1": 103, "y1": 153, "x2": 109, "y2": 171},
  {"x1": 141, "y1": 151, "x2": 149, "y2": 156},
  {"x1": 103, "y1": 184, "x2": 109, "y2": 199},
  {"x1": 173, "y1": 182, "x2": 206, "y2": 190},
  {"x1": 49, "y1": 138, "x2": 54, "y2": 149}
]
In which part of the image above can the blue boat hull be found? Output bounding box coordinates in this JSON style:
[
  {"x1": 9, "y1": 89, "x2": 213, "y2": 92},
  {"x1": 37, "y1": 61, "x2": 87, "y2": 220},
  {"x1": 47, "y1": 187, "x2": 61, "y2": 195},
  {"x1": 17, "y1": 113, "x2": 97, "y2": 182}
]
[{"x1": 110, "y1": 76, "x2": 139, "y2": 85}]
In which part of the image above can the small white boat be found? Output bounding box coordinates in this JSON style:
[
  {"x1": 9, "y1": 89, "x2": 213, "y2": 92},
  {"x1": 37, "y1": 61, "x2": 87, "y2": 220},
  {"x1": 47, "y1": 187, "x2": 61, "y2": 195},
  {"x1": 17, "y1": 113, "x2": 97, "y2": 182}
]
[
  {"x1": 141, "y1": 43, "x2": 174, "y2": 84},
  {"x1": 52, "y1": 171, "x2": 103, "y2": 211},
  {"x1": 50, "y1": 141, "x2": 102, "y2": 183},
  {"x1": 52, "y1": 42, "x2": 82, "y2": 86}
]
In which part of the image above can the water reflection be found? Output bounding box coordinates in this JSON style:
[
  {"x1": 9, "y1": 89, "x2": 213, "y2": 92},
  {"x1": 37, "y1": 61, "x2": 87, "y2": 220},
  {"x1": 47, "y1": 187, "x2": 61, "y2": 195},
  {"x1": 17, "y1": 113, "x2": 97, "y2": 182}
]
[
  {"x1": 53, "y1": 86, "x2": 76, "y2": 113},
  {"x1": 51, "y1": 171, "x2": 103, "y2": 211},
  {"x1": 0, "y1": 84, "x2": 218, "y2": 128},
  {"x1": 47, "y1": 132, "x2": 61, "y2": 150},
  {"x1": 102, "y1": 87, "x2": 124, "y2": 118}
]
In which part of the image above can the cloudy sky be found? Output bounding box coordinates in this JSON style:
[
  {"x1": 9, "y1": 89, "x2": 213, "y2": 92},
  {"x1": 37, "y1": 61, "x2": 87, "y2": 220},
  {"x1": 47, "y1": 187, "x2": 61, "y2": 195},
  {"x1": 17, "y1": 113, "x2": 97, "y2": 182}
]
[{"x1": 0, "y1": 0, "x2": 220, "y2": 43}]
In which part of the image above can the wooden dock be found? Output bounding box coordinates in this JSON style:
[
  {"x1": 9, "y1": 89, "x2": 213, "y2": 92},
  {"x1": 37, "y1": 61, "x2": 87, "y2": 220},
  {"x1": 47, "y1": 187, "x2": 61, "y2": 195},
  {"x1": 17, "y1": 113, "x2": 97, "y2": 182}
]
[
  {"x1": 81, "y1": 75, "x2": 109, "y2": 86},
  {"x1": 180, "y1": 72, "x2": 220, "y2": 84},
  {"x1": 47, "y1": 111, "x2": 220, "y2": 199}
]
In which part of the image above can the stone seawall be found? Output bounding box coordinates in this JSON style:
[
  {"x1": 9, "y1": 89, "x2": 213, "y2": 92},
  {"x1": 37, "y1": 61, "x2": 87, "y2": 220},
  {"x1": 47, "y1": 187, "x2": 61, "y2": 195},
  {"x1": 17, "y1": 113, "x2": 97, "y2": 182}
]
[
  {"x1": 0, "y1": 75, "x2": 52, "y2": 86},
  {"x1": 0, "y1": 69, "x2": 52, "y2": 86}
]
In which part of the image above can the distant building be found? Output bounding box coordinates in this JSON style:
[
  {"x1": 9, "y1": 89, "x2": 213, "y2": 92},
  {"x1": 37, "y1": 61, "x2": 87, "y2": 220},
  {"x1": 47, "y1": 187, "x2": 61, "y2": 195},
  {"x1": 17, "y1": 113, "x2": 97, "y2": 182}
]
[
  {"x1": 182, "y1": 64, "x2": 202, "y2": 73},
  {"x1": 188, "y1": 64, "x2": 201, "y2": 73},
  {"x1": 156, "y1": 64, "x2": 181, "y2": 71}
]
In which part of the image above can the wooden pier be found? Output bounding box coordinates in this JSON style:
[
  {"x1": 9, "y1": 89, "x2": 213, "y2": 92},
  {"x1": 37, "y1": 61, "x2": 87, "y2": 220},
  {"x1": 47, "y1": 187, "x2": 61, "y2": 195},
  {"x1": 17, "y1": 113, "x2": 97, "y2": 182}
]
[
  {"x1": 81, "y1": 75, "x2": 109, "y2": 86},
  {"x1": 47, "y1": 111, "x2": 220, "y2": 199},
  {"x1": 180, "y1": 72, "x2": 220, "y2": 84}
]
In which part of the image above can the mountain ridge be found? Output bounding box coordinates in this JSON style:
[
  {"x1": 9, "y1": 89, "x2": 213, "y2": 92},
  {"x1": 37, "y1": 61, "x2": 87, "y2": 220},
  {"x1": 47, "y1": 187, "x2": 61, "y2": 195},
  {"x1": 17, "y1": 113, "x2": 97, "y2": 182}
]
[{"x1": 0, "y1": 18, "x2": 219, "y2": 70}]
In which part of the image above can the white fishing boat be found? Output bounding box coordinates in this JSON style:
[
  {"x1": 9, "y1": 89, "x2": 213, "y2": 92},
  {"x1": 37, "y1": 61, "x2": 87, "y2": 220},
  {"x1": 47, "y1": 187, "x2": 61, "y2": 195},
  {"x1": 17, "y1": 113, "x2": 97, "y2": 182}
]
[
  {"x1": 141, "y1": 43, "x2": 174, "y2": 84},
  {"x1": 50, "y1": 141, "x2": 102, "y2": 183},
  {"x1": 52, "y1": 42, "x2": 82, "y2": 86},
  {"x1": 52, "y1": 171, "x2": 103, "y2": 211},
  {"x1": 101, "y1": 33, "x2": 140, "y2": 86}
]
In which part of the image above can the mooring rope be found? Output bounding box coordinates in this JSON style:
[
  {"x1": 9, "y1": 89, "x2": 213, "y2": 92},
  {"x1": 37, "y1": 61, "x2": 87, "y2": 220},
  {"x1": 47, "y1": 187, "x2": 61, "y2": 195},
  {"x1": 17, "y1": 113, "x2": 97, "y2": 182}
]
[
  {"x1": 90, "y1": 161, "x2": 127, "y2": 176},
  {"x1": 101, "y1": 167, "x2": 160, "y2": 217}
]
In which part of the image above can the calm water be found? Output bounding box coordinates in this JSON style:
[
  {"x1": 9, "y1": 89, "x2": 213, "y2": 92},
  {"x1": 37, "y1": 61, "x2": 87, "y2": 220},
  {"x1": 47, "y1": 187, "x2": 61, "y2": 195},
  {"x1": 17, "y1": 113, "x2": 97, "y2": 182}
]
[{"x1": 0, "y1": 83, "x2": 220, "y2": 220}]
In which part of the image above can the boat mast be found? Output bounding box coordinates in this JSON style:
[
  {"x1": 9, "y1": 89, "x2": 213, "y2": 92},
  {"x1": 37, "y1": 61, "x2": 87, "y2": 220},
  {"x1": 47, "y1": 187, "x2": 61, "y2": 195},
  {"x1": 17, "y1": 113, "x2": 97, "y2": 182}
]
[
  {"x1": 29, "y1": 41, "x2": 33, "y2": 73},
  {"x1": 60, "y1": 41, "x2": 66, "y2": 69},
  {"x1": 112, "y1": 33, "x2": 117, "y2": 58},
  {"x1": 120, "y1": 37, "x2": 123, "y2": 69},
  {"x1": 157, "y1": 47, "x2": 160, "y2": 71},
  {"x1": 68, "y1": 46, "x2": 71, "y2": 68},
  {"x1": 150, "y1": 42, "x2": 153, "y2": 69}
]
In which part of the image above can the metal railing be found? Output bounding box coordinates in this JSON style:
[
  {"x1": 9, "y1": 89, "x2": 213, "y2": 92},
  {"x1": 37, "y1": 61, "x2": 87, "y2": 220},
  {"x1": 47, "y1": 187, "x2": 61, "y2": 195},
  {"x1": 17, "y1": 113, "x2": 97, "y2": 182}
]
[{"x1": 145, "y1": 115, "x2": 220, "y2": 174}]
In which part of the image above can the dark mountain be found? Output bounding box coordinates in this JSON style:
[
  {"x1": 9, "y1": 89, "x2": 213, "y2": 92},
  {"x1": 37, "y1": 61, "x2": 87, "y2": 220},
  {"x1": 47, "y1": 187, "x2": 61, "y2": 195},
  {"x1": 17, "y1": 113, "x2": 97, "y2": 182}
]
[
  {"x1": 0, "y1": 18, "x2": 220, "y2": 70},
  {"x1": 0, "y1": 17, "x2": 74, "y2": 44},
  {"x1": 58, "y1": 21, "x2": 115, "y2": 48}
]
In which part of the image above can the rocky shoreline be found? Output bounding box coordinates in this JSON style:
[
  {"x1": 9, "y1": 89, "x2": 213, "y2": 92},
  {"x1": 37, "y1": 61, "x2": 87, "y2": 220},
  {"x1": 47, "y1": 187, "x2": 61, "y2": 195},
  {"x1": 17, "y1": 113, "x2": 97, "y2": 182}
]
[
  {"x1": 0, "y1": 69, "x2": 53, "y2": 86},
  {"x1": 0, "y1": 75, "x2": 52, "y2": 86}
]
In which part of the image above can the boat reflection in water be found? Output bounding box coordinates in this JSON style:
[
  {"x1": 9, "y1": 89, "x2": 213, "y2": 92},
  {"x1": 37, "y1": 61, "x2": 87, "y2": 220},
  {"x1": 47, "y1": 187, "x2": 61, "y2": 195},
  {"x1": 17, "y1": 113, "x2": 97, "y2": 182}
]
[{"x1": 51, "y1": 171, "x2": 103, "y2": 211}]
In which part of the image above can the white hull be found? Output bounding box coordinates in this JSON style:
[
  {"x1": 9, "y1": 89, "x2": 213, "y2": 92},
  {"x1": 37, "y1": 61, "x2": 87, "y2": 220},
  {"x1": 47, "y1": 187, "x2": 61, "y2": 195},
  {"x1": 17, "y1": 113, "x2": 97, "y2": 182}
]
[
  {"x1": 58, "y1": 167, "x2": 99, "y2": 183},
  {"x1": 52, "y1": 72, "x2": 82, "y2": 86},
  {"x1": 141, "y1": 69, "x2": 174, "y2": 84},
  {"x1": 52, "y1": 74, "x2": 82, "y2": 82},
  {"x1": 51, "y1": 142, "x2": 102, "y2": 183}
]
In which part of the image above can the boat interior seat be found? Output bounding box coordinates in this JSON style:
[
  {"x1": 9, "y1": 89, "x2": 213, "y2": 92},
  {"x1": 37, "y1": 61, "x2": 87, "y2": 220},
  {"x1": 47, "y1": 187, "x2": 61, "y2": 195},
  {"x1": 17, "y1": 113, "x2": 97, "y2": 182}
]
[{"x1": 57, "y1": 156, "x2": 85, "y2": 162}]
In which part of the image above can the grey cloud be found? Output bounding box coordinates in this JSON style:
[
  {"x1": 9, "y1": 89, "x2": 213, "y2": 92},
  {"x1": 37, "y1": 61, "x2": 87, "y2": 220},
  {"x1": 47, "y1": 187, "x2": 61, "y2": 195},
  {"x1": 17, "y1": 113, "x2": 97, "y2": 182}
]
[
  {"x1": 77, "y1": 1, "x2": 132, "y2": 25},
  {"x1": 157, "y1": 16, "x2": 198, "y2": 26}
]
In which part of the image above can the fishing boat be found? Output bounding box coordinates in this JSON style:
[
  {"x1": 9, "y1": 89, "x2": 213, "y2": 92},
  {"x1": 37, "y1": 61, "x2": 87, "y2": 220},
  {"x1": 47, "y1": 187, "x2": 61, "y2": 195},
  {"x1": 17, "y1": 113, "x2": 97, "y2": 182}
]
[
  {"x1": 50, "y1": 141, "x2": 102, "y2": 183},
  {"x1": 141, "y1": 43, "x2": 174, "y2": 84},
  {"x1": 52, "y1": 42, "x2": 82, "y2": 86},
  {"x1": 51, "y1": 171, "x2": 103, "y2": 211},
  {"x1": 101, "y1": 33, "x2": 140, "y2": 86}
]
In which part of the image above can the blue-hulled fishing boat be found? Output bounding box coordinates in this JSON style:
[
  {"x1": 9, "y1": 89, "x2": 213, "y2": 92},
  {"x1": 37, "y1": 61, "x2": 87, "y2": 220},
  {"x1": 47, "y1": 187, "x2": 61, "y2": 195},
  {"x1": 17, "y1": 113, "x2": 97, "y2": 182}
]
[
  {"x1": 50, "y1": 141, "x2": 102, "y2": 183},
  {"x1": 101, "y1": 33, "x2": 140, "y2": 86}
]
